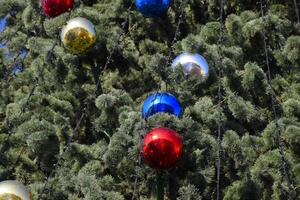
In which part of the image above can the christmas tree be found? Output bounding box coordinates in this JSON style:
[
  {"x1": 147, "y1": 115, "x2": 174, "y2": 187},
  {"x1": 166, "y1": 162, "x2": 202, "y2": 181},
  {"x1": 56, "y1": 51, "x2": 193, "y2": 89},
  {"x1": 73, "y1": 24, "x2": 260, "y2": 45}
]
[{"x1": 0, "y1": 0, "x2": 299, "y2": 199}]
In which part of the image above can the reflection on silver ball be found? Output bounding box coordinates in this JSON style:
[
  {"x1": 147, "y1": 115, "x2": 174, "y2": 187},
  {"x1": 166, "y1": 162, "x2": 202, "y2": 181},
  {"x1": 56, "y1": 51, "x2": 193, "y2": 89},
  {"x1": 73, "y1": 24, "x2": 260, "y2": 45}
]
[
  {"x1": 0, "y1": 180, "x2": 31, "y2": 200},
  {"x1": 171, "y1": 52, "x2": 209, "y2": 81}
]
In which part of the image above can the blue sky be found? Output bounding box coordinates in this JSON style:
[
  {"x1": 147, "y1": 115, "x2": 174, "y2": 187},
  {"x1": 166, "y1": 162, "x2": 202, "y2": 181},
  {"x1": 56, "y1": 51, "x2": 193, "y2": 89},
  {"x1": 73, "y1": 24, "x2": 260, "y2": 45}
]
[
  {"x1": 0, "y1": 16, "x2": 7, "y2": 48},
  {"x1": 1, "y1": 16, "x2": 28, "y2": 75},
  {"x1": 0, "y1": 16, "x2": 7, "y2": 32}
]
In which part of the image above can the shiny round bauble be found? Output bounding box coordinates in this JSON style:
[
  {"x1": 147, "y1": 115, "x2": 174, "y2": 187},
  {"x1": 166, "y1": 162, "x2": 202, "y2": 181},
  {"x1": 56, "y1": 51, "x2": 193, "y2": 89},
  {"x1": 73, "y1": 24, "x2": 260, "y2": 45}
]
[
  {"x1": 142, "y1": 92, "x2": 182, "y2": 120},
  {"x1": 142, "y1": 127, "x2": 183, "y2": 170},
  {"x1": 61, "y1": 17, "x2": 96, "y2": 54},
  {"x1": 42, "y1": 0, "x2": 74, "y2": 18},
  {"x1": 135, "y1": 0, "x2": 171, "y2": 18},
  {"x1": 171, "y1": 52, "x2": 209, "y2": 81},
  {"x1": 0, "y1": 181, "x2": 31, "y2": 200}
]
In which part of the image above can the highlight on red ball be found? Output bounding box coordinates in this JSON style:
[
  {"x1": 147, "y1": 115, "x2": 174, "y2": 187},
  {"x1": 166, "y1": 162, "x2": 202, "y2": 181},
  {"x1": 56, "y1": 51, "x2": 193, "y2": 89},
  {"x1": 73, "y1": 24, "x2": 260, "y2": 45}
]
[
  {"x1": 42, "y1": 0, "x2": 74, "y2": 18},
  {"x1": 141, "y1": 127, "x2": 183, "y2": 170}
]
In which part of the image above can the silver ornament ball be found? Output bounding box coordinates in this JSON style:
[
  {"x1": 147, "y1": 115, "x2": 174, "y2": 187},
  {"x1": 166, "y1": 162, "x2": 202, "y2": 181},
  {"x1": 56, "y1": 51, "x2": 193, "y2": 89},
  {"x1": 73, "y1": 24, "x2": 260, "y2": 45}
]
[{"x1": 171, "y1": 52, "x2": 209, "y2": 81}]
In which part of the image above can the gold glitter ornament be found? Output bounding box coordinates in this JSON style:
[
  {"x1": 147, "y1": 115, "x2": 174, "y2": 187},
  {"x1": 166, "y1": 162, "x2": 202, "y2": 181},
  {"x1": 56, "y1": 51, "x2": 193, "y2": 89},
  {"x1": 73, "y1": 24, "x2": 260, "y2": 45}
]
[
  {"x1": 0, "y1": 193, "x2": 23, "y2": 200},
  {"x1": 61, "y1": 17, "x2": 96, "y2": 54},
  {"x1": 0, "y1": 181, "x2": 31, "y2": 200}
]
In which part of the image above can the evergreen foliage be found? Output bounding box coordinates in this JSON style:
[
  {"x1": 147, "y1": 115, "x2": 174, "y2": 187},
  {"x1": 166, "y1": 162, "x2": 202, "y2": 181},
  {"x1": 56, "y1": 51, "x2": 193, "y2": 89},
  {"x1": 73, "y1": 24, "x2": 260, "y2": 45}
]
[{"x1": 0, "y1": 0, "x2": 299, "y2": 199}]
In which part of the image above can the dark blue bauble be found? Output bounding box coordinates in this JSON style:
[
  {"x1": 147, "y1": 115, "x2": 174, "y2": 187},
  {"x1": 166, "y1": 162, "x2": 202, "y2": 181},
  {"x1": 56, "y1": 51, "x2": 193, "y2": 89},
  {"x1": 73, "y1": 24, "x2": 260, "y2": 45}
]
[
  {"x1": 135, "y1": 0, "x2": 171, "y2": 18},
  {"x1": 142, "y1": 92, "x2": 182, "y2": 120}
]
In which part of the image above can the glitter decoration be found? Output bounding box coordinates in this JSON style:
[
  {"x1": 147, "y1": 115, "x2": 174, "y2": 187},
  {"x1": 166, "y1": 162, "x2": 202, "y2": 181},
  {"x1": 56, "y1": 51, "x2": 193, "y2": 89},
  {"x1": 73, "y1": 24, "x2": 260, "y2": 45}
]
[
  {"x1": 61, "y1": 17, "x2": 96, "y2": 54},
  {"x1": 0, "y1": 193, "x2": 23, "y2": 200}
]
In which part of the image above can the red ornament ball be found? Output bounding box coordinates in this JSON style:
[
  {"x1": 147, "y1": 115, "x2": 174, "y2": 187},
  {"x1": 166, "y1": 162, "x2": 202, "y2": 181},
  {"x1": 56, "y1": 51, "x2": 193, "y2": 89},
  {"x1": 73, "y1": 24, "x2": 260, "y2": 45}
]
[
  {"x1": 142, "y1": 127, "x2": 183, "y2": 170},
  {"x1": 42, "y1": 0, "x2": 74, "y2": 17}
]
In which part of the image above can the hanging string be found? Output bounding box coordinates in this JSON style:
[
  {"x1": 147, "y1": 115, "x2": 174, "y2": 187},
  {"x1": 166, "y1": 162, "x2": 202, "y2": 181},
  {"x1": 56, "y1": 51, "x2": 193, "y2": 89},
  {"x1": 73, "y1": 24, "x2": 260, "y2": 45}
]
[
  {"x1": 70, "y1": 1, "x2": 135, "y2": 144},
  {"x1": 3, "y1": 0, "x2": 103, "y2": 124},
  {"x1": 164, "y1": 0, "x2": 187, "y2": 90},
  {"x1": 38, "y1": 3, "x2": 135, "y2": 199},
  {"x1": 5, "y1": 0, "x2": 126, "y2": 170},
  {"x1": 8, "y1": 1, "x2": 94, "y2": 136},
  {"x1": 216, "y1": 0, "x2": 225, "y2": 199},
  {"x1": 8, "y1": 42, "x2": 58, "y2": 168},
  {"x1": 4, "y1": 26, "x2": 55, "y2": 119},
  {"x1": 292, "y1": 0, "x2": 300, "y2": 24},
  {"x1": 3, "y1": 0, "x2": 96, "y2": 178},
  {"x1": 131, "y1": 1, "x2": 188, "y2": 199},
  {"x1": 1, "y1": 0, "x2": 90, "y2": 83},
  {"x1": 259, "y1": 0, "x2": 294, "y2": 198},
  {"x1": 3, "y1": 1, "x2": 59, "y2": 167},
  {"x1": 1, "y1": 28, "x2": 30, "y2": 82},
  {"x1": 131, "y1": 133, "x2": 142, "y2": 200},
  {"x1": 0, "y1": 3, "x2": 58, "y2": 84},
  {"x1": 20, "y1": 43, "x2": 57, "y2": 113},
  {"x1": 166, "y1": 0, "x2": 187, "y2": 66},
  {"x1": 2, "y1": 51, "x2": 27, "y2": 81},
  {"x1": 1, "y1": 0, "x2": 46, "y2": 70}
]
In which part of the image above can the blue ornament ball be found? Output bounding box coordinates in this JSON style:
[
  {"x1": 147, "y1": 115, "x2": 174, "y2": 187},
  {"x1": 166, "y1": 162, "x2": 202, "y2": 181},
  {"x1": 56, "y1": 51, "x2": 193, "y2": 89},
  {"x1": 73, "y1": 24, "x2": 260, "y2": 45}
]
[
  {"x1": 142, "y1": 92, "x2": 182, "y2": 120},
  {"x1": 171, "y1": 52, "x2": 210, "y2": 81},
  {"x1": 135, "y1": 0, "x2": 171, "y2": 18}
]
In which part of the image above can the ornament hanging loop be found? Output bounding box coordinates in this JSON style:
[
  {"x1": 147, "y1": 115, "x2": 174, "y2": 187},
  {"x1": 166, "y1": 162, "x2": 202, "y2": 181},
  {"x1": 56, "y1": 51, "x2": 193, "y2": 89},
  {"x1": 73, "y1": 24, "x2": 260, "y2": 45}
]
[{"x1": 156, "y1": 172, "x2": 164, "y2": 200}]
